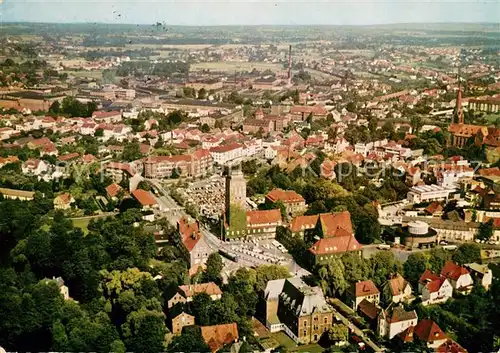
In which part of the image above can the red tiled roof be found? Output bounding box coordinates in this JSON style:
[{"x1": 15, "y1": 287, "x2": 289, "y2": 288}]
[
  {"x1": 414, "y1": 319, "x2": 447, "y2": 343},
  {"x1": 425, "y1": 202, "x2": 443, "y2": 215},
  {"x1": 58, "y1": 152, "x2": 80, "y2": 162},
  {"x1": 55, "y1": 193, "x2": 73, "y2": 205},
  {"x1": 209, "y1": 143, "x2": 243, "y2": 153},
  {"x1": 178, "y1": 217, "x2": 201, "y2": 252},
  {"x1": 388, "y1": 274, "x2": 410, "y2": 296},
  {"x1": 201, "y1": 323, "x2": 239, "y2": 353},
  {"x1": 441, "y1": 261, "x2": 470, "y2": 281},
  {"x1": 192, "y1": 148, "x2": 211, "y2": 160},
  {"x1": 266, "y1": 188, "x2": 305, "y2": 204},
  {"x1": 354, "y1": 280, "x2": 380, "y2": 297},
  {"x1": 93, "y1": 111, "x2": 121, "y2": 119},
  {"x1": 179, "y1": 282, "x2": 222, "y2": 298},
  {"x1": 309, "y1": 235, "x2": 361, "y2": 255},
  {"x1": 318, "y1": 211, "x2": 353, "y2": 237},
  {"x1": 131, "y1": 189, "x2": 157, "y2": 206},
  {"x1": 436, "y1": 339, "x2": 468, "y2": 353},
  {"x1": 30, "y1": 137, "x2": 51, "y2": 147},
  {"x1": 478, "y1": 167, "x2": 500, "y2": 177},
  {"x1": 289, "y1": 215, "x2": 319, "y2": 233},
  {"x1": 290, "y1": 105, "x2": 328, "y2": 115},
  {"x1": 246, "y1": 209, "x2": 282, "y2": 226},
  {"x1": 104, "y1": 162, "x2": 136, "y2": 176},
  {"x1": 105, "y1": 183, "x2": 122, "y2": 198},
  {"x1": 398, "y1": 326, "x2": 415, "y2": 343},
  {"x1": 81, "y1": 154, "x2": 96, "y2": 163}
]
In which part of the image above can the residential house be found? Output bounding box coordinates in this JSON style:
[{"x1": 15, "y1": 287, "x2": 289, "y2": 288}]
[
  {"x1": 92, "y1": 111, "x2": 122, "y2": 123},
  {"x1": 53, "y1": 277, "x2": 70, "y2": 301},
  {"x1": 169, "y1": 308, "x2": 195, "y2": 335},
  {"x1": 177, "y1": 217, "x2": 212, "y2": 267},
  {"x1": 378, "y1": 305, "x2": 418, "y2": 339},
  {"x1": 103, "y1": 162, "x2": 137, "y2": 183},
  {"x1": 265, "y1": 188, "x2": 307, "y2": 217},
  {"x1": 22, "y1": 159, "x2": 49, "y2": 176},
  {"x1": 418, "y1": 270, "x2": 453, "y2": 305},
  {"x1": 167, "y1": 282, "x2": 222, "y2": 308},
  {"x1": 0, "y1": 155, "x2": 19, "y2": 167},
  {"x1": 414, "y1": 319, "x2": 448, "y2": 349},
  {"x1": 131, "y1": 189, "x2": 158, "y2": 210},
  {"x1": 348, "y1": 280, "x2": 380, "y2": 310},
  {"x1": 465, "y1": 263, "x2": 493, "y2": 290},
  {"x1": 406, "y1": 167, "x2": 422, "y2": 186},
  {"x1": 105, "y1": 183, "x2": 122, "y2": 200},
  {"x1": 53, "y1": 193, "x2": 74, "y2": 210},
  {"x1": 440, "y1": 261, "x2": 474, "y2": 294},
  {"x1": 436, "y1": 339, "x2": 468, "y2": 353},
  {"x1": 274, "y1": 277, "x2": 333, "y2": 344},
  {"x1": 201, "y1": 323, "x2": 239, "y2": 353},
  {"x1": 382, "y1": 274, "x2": 414, "y2": 304}
]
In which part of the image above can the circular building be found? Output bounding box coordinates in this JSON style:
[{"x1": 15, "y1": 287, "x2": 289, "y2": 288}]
[{"x1": 400, "y1": 221, "x2": 437, "y2": 248}]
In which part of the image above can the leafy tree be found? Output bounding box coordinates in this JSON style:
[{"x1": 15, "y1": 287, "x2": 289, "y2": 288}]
[
  {"x1": 167, "y1": 326, "x2": 210, "y2": 353},
  {"x1": 341, "y1": 252, "x2": 368, "y2": 283},
  {"x1": 122, "y1": 307, "x2": 167, "y2": 353},
  {"x1": 198, "y1": 88, "x2": 207, "y2": 100},
  {"x1": 404, "y1": 253, "x2": 428, "y2": 286},
  {"x1": 122, "y1": 142, "x2": 142, "y2": 162},
  {"x1": 428, "y1": 248, "x2": 451, "y2": 273},
  {"x1": 452, "y1": 243, "x2": 481, "y2": 265},
  {"x1": 478, "y1": 219, "x2": 494, "y2": 241},
  {"x1": 255, "y1": 265, "x2": 291, "y2": 292},
  {"x1": 49, "y1": 101, "x2": 61, "y2": 115},
  {"x1": 317, "y1": 257, "x2": 347, "y2": 297},
  {"x1": 327, "y1": 323, "x2": 348, "y2": 343},
  {"x1": 369, "y1": 251, "x2": 402, "y2": 286},
  {"x1": 204, "y1": 252, "x2": 223, "y2": 283},
  {"x1": 190, "y1": 292, "x2": 212, "y2": 326}
]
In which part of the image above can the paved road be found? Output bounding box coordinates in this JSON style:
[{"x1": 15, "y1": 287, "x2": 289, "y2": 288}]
[
  {"x1": 362, "y1": 244, "x2": 427, "y2": 263},
  {"x1": 331, "y1": 306, "x2": 383, "y2": 352}
]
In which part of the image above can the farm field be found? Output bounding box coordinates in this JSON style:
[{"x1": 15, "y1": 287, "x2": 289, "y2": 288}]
[{"x1": 191, "y1": 61, "x2": 283, "y2": 72}]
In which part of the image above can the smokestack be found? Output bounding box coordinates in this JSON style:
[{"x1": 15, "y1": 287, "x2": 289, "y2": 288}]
[{"x1": 288, "y1": 45, "x2": 292, "y2": 84}]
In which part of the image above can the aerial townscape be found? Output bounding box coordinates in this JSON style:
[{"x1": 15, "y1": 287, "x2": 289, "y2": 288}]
[{"x1": 0, "y1": 2, "x2": 499, "y2": 353}]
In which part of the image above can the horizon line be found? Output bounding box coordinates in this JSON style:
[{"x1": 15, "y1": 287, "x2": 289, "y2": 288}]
[{"x1": 2, "y1": 20, "x2": 499, "y2": 27}]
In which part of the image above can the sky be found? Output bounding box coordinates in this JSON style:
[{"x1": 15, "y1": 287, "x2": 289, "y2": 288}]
[{"x1": 1, "y1": 0, "x2": 499, "y2": 26}]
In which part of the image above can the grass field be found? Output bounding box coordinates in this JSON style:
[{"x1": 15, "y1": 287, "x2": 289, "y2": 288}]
[
  {"x1": 191, "y1": 61, "x2": 283, "y2": 72},
  {"x1": 271, "y1": 332, "x2": 296, "y2": 349},
  {"x1": 483, "y1": 113, "x2": 500, "y2": 124},
  {"x1": 64, "y1": 70, "x2": 103, "y2": 80},
  {"x1": 71, "y1": 218, "x2": 91, "y2": 234}
]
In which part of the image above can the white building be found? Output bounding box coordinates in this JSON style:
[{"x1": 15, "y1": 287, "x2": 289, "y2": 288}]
[
  {"x1": 209, "y1": 143, "x2": 246, "y2": 165},
  {"x1": 407, "y1": 184, "x2": 456, "y2": 204},
  {"x1": 378, "y1": 306, "x2": 418, "y2": 339}
]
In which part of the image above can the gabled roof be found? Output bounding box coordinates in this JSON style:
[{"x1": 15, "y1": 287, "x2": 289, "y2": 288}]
[
  {"x1": 309, "y1": 235, "x2": 361, "y2": 255},
  {"x1": 441, "y1": 261, "x2": 470, "y2": 281},
  {"x1": 387, "y1": 306, "x2": 417, "y2": 323},
  {"x1": 436, "y1": 339, "x2": 468, "y2": 353},
  {"x1": 131, "y1": 189, "x2": 157, "y2": 206},
  {"x1": 201, "y1": 323, "x2": 239, "y2": 353},
  {"x1": 353, "y1": 280, "x2": 380, "y2": 297},
  {"x1": 386, "y1": 274, "x2": 411, "y2": 296},
  {"x1": 266, "y1": 188, "x2": 305, "y2": 204},
  {"x1": 289, "y1": 215, "x2": 319, "y2": 233},
  {"x1": 246, "y1": 209, "x2": 282, "y2": 226},
  {"x1": 178, "y1": 217, "x2": 202, "y2": 252},
  {"x1": 178, "y1": 282, "x2": 222, "y2": 298},
  {"x1": 105, "y1": 183, "x2": 122, "y2": 198},
  {"x1": 318, "y1": 211, "x2": 353, "y2": 237},
  {"x1": 358, "y1": 299, "x2": 381, "y2": 320},
  {"x1": 414, "y1": 319, "x2": 447, "y2": 343}
]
